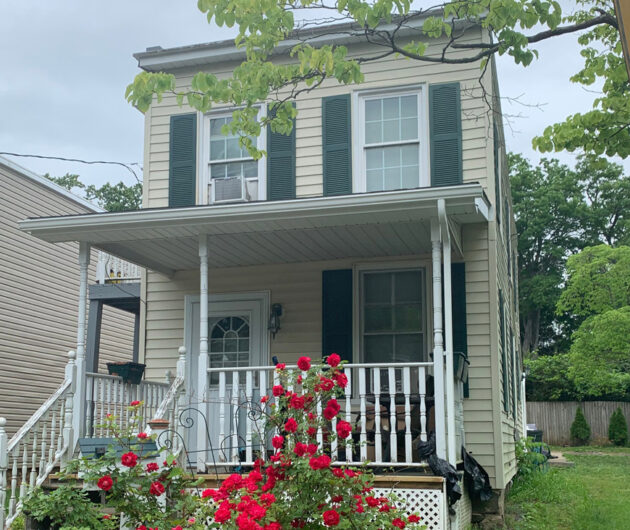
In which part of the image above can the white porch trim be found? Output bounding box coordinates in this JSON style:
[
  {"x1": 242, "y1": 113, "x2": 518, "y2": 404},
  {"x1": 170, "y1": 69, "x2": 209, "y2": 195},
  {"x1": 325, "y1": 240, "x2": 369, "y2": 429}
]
[
  {"x1": 197, "y1": 235, "x2": 209, "y2": 472},
  {"x1": 72, "y1": 242, "x2": 89, "y2": 446}
]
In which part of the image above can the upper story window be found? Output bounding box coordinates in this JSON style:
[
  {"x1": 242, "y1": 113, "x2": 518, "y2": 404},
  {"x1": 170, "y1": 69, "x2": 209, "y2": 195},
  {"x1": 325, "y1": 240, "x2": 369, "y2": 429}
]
[
  {"x1": 354, "y1": 87, "x2": 429, "y2": 193},
  {"x1": 201, "y1": 108, "x2": 266, "y2": 204}
]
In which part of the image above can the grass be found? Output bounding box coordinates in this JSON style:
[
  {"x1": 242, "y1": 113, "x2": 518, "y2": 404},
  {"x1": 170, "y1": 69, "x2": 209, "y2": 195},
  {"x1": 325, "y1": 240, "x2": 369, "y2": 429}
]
[{"x1": 504, "y1": 446, "x2": 630, "y2": 530}]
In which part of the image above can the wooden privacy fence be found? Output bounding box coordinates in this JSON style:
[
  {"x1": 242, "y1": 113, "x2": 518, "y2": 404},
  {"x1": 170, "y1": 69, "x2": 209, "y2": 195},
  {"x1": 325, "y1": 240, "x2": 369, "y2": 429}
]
[{"x1": 527, "y1": 401, "x2": 630, "y2": 445}]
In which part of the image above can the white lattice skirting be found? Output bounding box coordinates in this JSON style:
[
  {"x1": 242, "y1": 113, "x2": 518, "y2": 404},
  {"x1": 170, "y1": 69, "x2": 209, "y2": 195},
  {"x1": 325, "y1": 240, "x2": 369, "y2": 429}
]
[{"x1": 373, "y1": 487, "x2": 447, "y2": 530}]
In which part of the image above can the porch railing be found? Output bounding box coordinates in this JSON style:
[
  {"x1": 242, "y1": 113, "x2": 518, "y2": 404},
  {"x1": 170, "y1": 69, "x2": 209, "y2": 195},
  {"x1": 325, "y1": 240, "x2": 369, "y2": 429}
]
[
  {"x1": 84, "y1": 373, "x2": 169, "y2": 437},
  {"x1": 204, "y1": 362, "x2": 434, "y2": 469},
  {"x1": 95, "y1": 251, "x2": 141, "y2": 284},
  {"x1": 0, "y1": 352, "x2": 77, "y2": 528}
]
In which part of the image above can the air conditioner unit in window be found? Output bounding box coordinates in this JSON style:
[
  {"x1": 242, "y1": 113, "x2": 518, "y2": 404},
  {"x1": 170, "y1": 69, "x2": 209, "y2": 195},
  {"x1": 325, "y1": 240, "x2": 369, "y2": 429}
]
[{"x1": 214, "y1": 176, "x2": 243, "y2": 202}]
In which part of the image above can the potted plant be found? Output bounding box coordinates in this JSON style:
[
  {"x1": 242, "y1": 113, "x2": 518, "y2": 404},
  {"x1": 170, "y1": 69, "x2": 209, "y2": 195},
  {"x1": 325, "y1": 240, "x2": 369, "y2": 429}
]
[{"x1": 106, "y1": 361, "x2": 145, "y2": 384}]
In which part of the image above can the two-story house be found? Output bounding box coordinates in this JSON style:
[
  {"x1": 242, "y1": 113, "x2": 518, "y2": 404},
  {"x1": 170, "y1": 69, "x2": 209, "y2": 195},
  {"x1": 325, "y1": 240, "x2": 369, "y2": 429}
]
[{"x1": 9, "y1": 14, "x2": 523, "y2": 529}]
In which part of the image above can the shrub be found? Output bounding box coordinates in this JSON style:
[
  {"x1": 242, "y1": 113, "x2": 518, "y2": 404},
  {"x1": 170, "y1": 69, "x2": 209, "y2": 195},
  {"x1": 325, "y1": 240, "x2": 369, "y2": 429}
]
[
  {"x1": 608, "y1": 407, "x2": 629, "y2": 446},
  {"x1": 570, "y1": 407, "x2": 591, "y2": 445},
  {"x1": 515, "y1": 438, "x2": 547, "y2": 478}
]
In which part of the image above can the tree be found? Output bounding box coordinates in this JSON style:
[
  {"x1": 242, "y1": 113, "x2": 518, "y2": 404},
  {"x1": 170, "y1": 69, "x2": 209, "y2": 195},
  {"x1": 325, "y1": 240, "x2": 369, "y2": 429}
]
[
  {"x1": 510, "y1": 155, "x2": 630, "y2": 355},
  {"x1": 608, "y1": 407, "x2": 628, "y2": 446},
  {"x1": 533, "y1": 0, "x2": 630, "y2": 158},
  {"x1": 570, "y1": 407, "x2": 591, "y2": 445},
  {"x1": 524, "y1": 354, "x2": 576, "y2": 401},
  {"x1": 125, "y1": 1, "x2": 620, "y2": 158},
  {"x1": 45, "y1": 173, "x2": 142, "y2": 212}
]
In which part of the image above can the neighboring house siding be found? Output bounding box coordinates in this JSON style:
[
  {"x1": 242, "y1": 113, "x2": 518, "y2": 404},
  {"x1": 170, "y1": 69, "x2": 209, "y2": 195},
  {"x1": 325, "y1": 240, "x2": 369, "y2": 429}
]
[
  {"x1": 0, "y1": 162, "x2": 135, "y2": 435},
  {"x1": 143, "y1": 27, "x2": 489, "y2": 208}
]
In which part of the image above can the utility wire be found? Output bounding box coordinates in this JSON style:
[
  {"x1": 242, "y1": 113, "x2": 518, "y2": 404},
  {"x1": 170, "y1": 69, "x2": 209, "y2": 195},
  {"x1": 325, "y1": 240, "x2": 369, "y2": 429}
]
[{"x1": 0, "y1": 151, "x2": 142, "y2": 183}]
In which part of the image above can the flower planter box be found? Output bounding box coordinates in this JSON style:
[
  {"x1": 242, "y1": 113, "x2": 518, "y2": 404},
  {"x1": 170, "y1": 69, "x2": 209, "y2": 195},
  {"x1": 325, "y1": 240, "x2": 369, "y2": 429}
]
[{"x1": 106, "y1": 361, "x2": 145, "y2": 384}]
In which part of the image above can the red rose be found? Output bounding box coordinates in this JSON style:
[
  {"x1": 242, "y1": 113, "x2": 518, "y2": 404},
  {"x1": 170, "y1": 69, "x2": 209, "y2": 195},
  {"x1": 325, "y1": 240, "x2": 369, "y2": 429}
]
[
  {"x1": 97, "y1": 475, "x2": 113, "y2": 491},
  {"x1": 307, "y1": 427, "x2": 317, "y2": 438},
  {"x1": 331, "y1": 495, "x2": 343, "y2": 503},
  {"x1": 327, "y1": 353, "x2": 341, "y2": 367},
  {"x1": 318, "y1": 377, "x2": 334, "y2": 392},
  {"x1": 130, "y1": 400, "x2": 141, "y2": 406},
  {"x1": 276, "y1": 363, "x2": 286, "y2": 370},
  {"x1": 214, "y1": 501, "x2": 232, "y2": 523},
  {"x1": 309, "y1": 455, "x2": 331, "y2": 470},
  {"x1": 284, "y1": 417, "x2": 298, "y2": 433},
  {"x1": 136, "y1": 526, "x2": 147, "y2": 530},
  {"x1": 272, "y1": 435, "x2": 284, "y2": 449},
  {"x1": 331, "y1": 468, "x2": 345, "y2": 478},
  {"x1": 297, "y1": 375, "x2": 303, "y2": 384},
  {"x1": 334, "y1": 372, "x2": 348, "y2": 388},
  {"x1": 408, "y1": 515, "x2": 421, "y2": 523},
  {"x1": 265, "y1": 523, "x2": 282, "y2": 530},
  {"x1": 393, "y1": 518, "x2": 406, "y2": 528},
  {"x1": 366, "y1": 496, "x2": 379, "y2": 507},
  {"x1": 323, "y1": 399, "x2": 341, "y2": 420},
  {"x1": 272, "y1": 385, "x2": 284, "y2": 397},
  {"x1": 336, "y1": 420, "x2": 352, "y2": 439},
  {"x1": 289, "y1": 395, "x2": 305, "y2": 409},
  {"x1": 307, "y1": 443, "x2": 318, "y2": 455},
  {"x1": 146, "y1": 462, "x2": 159, "y2": 472},
  {"x1": 149, "y1": 481, "x2": 165, "y2": 496},
  {"x1": 322, "y1": 509, "x2": 340, "y2": 527},
  {"x1": 121, "y1": 452, "x2": 138, "y2": 468},
  {"x1": 297, "y1": 356, "x2": 311, "y2": 371},
  {"x1": 137, "y1": 432, "x2": 148, "y2": 440},
  {"x1": 294, "y1": 443, "x2": 308, "y2": 457},
  {"x1": 261, "y1": 395, "x2": 269, "y2": 403}
]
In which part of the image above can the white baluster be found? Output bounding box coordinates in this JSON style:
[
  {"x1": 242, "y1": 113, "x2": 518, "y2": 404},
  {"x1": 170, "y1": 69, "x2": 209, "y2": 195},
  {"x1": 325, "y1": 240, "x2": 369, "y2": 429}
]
[
  {"x1": 9, "y1": 449, "x2": 18, "y2": 520},
  {"x1": 388, "y1": 367, "x2": 397, "y2": 463},
  {"x1": 373, "y1": 368, "x2": 382, "y2": 463},
  {"x1": 99, "y1": 378, "x2": 105, "y2": 437},
  {"x1": 39, "y1": 421, "x2": 47, "y2": 479},
  {"x1": 218, "y1": 371, "x2": 226, "y2": 462},
  {"x1": 259, "y1": 369, "x2": 267, "y2": 460},
  {"x1": 57, "y1": 400, "x2": 65, "y2": 458},
  {"x1": 231, "y1": 371, "x2": 239, "y2": 463},
  {"x1": 245, "y1": 370, "x2": 253, "y2": 464},
  {"x1": 344, "y1": 367, "x2": 352, "y2": 463},
  {"x1": 316, "y1": 395, "x2": 324, "y2": 450},
  {"x1": 49, "y1": 409, "x2": 57, "y2": 467},
  {"x1": 19, "y1": 444, "x2": 28, "y2": 501},
  {"x1": 272, "y1": 371, "x2": 280, "y2": 439},
  {"x1": 105, "y1": 378, "x2": 112, "y2": 436},
  {"x1": 0, "y1": 417, "x2": 7, "y2": 528},
  {"x1": 419, "y1": 367, "x2": 427, "y2": 442},
  {"x1": 85, "y1": 376, "x2": 93, "y2": 438},
  {"x1": 403, "y1": 367, "x2": 412, "y2": 463},
  {"x1": 61, "y1": 351, "x2": 76, "y2": 469},
  {"x1": 30, "y1": 428, "x2": 38, "y2": 489},
  {"x1": 359, "y1": 368, "x2": 367, "y2": 461}
]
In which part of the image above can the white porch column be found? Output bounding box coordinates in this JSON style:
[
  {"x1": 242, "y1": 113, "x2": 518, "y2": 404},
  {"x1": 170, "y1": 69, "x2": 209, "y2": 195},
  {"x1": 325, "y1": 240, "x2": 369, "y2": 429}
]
[
  {"x1": 72, "y1": 242, "x2": 90, "y2": 444},
  {"x1": 197, "y1": 235, "x2": 209, "y2": 472},
  {"x1": 438, "y1": 200, "x2": 457, "y2": 465},
  {"x1": 521, "y1": 373, "x2": 528, "y2": 438},
  {"x1": 430, "y1": 220, "x2": 447, "y2": 459}
]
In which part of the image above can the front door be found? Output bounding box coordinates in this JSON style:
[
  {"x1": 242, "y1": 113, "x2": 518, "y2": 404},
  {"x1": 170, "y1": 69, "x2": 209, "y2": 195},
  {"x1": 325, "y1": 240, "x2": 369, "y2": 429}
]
[{"x1": 187, "y1": 294, "x2": 268, "y2": 466}]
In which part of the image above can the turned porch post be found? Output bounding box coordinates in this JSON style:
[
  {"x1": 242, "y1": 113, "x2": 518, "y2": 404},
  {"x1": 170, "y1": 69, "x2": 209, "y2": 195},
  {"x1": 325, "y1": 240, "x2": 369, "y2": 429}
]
[
  {"x1": 72, "y1": 242, "x2": 90, "y2": 445},
  {"x1": 197, "y1": 235, "x2": 209, "y2": 472},
  {"x1": 430, "y1": 220, "x2": 447, "y2": 459}
]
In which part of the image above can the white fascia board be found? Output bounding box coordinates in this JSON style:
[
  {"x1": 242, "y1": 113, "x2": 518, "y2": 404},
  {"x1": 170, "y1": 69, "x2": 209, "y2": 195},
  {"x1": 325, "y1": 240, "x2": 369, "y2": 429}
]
[
  {"x1": 0, "y1": 156, "x2": 103, "y2": 213},
  {"x1": 19, "y1": 185, "x2": 488, "y2": 242}
]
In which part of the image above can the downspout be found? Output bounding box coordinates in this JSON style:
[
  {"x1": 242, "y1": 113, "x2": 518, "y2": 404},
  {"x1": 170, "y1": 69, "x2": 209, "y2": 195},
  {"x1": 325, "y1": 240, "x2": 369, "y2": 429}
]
[{"x1": 438, "y1": 199, "x2": 457, "y2": 466}]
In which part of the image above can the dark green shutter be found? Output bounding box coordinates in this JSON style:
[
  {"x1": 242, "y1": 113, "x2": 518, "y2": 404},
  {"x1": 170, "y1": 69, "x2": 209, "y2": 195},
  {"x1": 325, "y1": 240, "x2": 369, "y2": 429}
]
[
  {"x1": 429, "y1": 83, "x2": 462, "y2": 187},
  {"x1": 494, "y1": 122, "x2": 501, "y2": 225},
  {"x1": 452, "y1": 263, "x2": 469, "y2": 398},
  {"x1": 267, "y1": 108, "x2": 296, "y2": 201},
  {"x1": 168, "y1": 113, "x2": 197, "y2": 207},
  {"x1": 322, "y1": 269, "x2": 353, "y2": 363},
  {"x1": 499, "y1": 289, "x2": 508, "y2": 412},
  {"x1": 322, "y1": 95, "x2": 352, "y2": 196}
]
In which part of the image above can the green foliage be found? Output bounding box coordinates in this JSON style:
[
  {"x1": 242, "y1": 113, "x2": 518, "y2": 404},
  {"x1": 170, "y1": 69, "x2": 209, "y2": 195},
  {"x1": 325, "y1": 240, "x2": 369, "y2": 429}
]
[
  {"x1": 22, "y1": 486, "x2": 110, "y2": 529},
  {"x1": 124, "y1": 1, "x2": 615, "y2": 158},
  {"x1": 570, "y1": 407, "x2": 591, "y2": 445},
  {"x1": 509, "y1": 154, "x2": 630, "y2": 355},
  {"x1": 515, "y1": 437, "x2": 548, "y2": 478},
  {"x1": 608, "y1": 407, "x2": 629, "y2": 446},
  {"x1": 534, "y1": 1, "x2": 630, "y2": 158},
  {"x1": 44, "y1": 173, "x2": 142, "y2": 212},
  {"x1": 524, "y1": 354, "x2": 576, "y2": 401}
]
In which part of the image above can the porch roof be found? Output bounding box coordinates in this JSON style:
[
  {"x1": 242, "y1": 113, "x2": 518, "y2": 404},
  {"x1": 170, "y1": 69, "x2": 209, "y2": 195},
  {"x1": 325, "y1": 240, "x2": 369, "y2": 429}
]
[{"x1": 20, "y1": 185, "x2": 490, "y2": 276}]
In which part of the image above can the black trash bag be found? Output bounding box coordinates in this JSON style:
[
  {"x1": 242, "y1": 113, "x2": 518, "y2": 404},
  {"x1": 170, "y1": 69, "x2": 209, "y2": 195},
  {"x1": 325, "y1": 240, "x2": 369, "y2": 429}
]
[
  {"x1": 416, "y1": 433, "x2": 462, "y2": 509},
  {"x1": 461, "y1": 446, "x2": 493, "y2": 502}
]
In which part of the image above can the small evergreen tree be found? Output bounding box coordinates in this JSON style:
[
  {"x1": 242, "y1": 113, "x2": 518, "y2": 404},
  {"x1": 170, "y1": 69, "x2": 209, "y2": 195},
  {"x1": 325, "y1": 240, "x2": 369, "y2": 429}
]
[
  {"x1": 608, "y1": 407, "x2": 629, "y2": 446},
  {"x1": 570, "y1": 407, "x2": 591, "y2": 445}
]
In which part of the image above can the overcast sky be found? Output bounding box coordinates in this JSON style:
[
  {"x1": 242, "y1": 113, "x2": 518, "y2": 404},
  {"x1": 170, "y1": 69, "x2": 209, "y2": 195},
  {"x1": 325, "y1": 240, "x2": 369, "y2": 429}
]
[{"x1": 0, "y1": 1, "x2": 620, "y2": 190}]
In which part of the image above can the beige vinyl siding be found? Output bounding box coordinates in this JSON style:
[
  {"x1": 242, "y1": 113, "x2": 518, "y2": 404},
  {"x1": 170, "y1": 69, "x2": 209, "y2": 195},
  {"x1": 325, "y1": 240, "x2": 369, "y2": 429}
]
[
  {"x1": 143, "y1": 26, "x2": 490, "y2": 208},
  {"x1": 0, "y1": 163, "x2": 135, "y2": 435}
]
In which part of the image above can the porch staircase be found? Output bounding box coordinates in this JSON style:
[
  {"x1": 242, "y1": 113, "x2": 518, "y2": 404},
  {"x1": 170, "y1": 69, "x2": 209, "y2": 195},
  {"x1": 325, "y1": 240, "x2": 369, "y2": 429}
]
[{"x1": 0, "y1": 348, "x2": 186, "y2": 528}]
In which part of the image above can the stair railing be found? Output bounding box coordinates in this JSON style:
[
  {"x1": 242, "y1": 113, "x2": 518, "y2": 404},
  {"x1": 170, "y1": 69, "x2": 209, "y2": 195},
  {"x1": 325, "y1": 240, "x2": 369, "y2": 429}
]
[{"x1": 0, "y1": 350, "x2": 77, "y2": 528}]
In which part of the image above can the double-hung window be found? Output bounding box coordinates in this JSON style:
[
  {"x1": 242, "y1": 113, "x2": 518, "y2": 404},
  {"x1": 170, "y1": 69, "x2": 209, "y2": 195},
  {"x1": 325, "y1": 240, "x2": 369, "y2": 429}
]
[
  {"x1": 204, "y1": 109, "x2": 266, "y2": 204},
  {"x1": 356, "y1": 88, "x2": 428, "y2": 192}
]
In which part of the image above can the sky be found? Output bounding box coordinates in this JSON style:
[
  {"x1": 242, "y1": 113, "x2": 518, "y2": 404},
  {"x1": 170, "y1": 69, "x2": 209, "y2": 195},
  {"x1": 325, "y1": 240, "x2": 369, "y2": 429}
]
[{"x1": 0, "y1": 1, "x2": 620, "y2": 190}]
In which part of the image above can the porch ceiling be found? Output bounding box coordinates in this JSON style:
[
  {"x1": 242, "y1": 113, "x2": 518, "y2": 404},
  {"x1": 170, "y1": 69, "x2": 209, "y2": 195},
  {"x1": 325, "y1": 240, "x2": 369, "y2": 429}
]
[{"x1": 20, "y1": 185, "x2": 490, "y2": 276}]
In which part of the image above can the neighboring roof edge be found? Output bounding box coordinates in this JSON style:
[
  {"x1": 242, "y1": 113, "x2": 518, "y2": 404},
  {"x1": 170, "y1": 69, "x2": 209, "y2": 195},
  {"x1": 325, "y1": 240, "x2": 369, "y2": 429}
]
[
  {"x1": 134, "y1": 9, "x2": 479, "y2": 72},
  {"x1": 0, "y1": 155, "x2": 104, "y2": 213}
]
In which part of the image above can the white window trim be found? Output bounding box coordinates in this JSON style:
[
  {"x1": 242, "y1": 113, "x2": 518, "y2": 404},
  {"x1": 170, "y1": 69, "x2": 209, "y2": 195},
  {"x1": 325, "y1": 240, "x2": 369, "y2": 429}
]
[
  {"x1": 352, "y1": 85, "x2": 430, "y2": 193},
  {"x1": 198, "y1": 105, "x2": 267, "y2": 205},
  {"x1": 352, "y1": 260, "x2": 431, "y2": 364}
]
